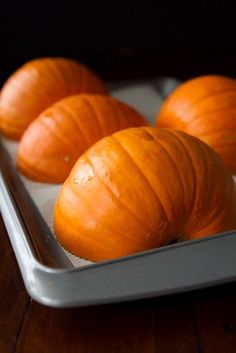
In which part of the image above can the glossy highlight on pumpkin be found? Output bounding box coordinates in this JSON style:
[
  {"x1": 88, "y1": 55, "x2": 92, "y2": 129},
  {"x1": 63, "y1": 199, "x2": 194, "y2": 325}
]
[
  {"x1": 17, "y1": 94, "x2": 148, "y2": 183},
  {"x1": 0, "y1": 57, "x2": 108, "y2": 139},
  {"x1": 54, "y1": 127, "x2": 236, "y2": 262},
  {"x1": 156, "y1": 75, "x2": 236, "y2": 174}
]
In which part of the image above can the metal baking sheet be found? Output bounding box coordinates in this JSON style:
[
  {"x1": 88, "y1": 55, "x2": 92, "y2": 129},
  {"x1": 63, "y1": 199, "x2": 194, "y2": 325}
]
[{"x1": 1, "y1": 77, "x2": 236, "y2": 308}]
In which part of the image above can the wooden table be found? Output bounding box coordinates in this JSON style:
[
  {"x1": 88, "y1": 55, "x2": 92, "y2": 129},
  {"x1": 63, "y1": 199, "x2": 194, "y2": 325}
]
[{"x1": 1, "y1": 214, "x2": 236, "y2": 353}]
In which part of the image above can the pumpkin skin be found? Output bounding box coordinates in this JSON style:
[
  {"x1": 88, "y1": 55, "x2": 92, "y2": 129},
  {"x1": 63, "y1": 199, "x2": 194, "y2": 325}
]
[
  {"x1": 17, "y1": 94, "x2": 148, "y2": 183},
  {"x1": 156, "y1": 75, "x2": 236, "y2": 174},
  {"x1": 0, "y1": 57, "x2": 108, "y2": 140},
  {"x1": 54, "y1": 127, "x2": 236, "y2": 261}
]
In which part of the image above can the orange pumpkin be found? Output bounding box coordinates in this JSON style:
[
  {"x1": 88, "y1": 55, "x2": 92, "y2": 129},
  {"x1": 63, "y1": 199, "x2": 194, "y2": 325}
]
[
  {"x1": 156, "y1": 75, "x2": 236, "y2": 174},
  {"x1": 0, "y1": 57, "x2": 108, "y2": 140},
  {"x1": 54, "y1": 127, "x2": 236, "y2": 261},
  {"x1": 17, "y1": 94, "x2": 148, "y2": 183}
]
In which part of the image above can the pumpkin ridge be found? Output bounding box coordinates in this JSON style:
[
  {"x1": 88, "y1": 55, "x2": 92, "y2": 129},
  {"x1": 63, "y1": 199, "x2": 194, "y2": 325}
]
[
  {"x1": 67, "y1": 175, "x2": 140, "y2": 242},
  {"x1": 1, "y1": 73, "x2": 50, "y2": 105},
  {"x1": 193, "y1": 136, "x2": 212, "y2": 208},
  {"x1": 56, "y1": 203, "x2": 141, "y2": 261},
  {"x1": 142, "y1": 127, "x2": 187, "y2": 218},
  {"x1": 110, "y1": 98, "x2": 130, "y2": 129},
  {"x1": 39, "y1": 116, "x2": 77, "y2": 152},
  {"x1": 61, "y1": 60, "x2": 78, "y2": 93},
  {"x1": 172, "y1": 87, "x2": 236, "y2": 121},
  {"x1": 111, "y1": 134, "x2": 170, "y2": 225},
  {"x1": 106, "y1": 98, "x2": 123, "y2": 130},
  {"x1": 165, "y1": 103, "x2": 230, "y2": 131},
  {"x1": 80, "y1": 96, "x2": 104, "y2": 136},
  {"x1": 62, "y1": 225, "x2": 123, "y2": 257},
  {"x1": 46, "y1": 60, "x2": 68, "y2": 95},
  {"x1": 84, "y1": 155, "x2": 151, "y2": 234},
  {"x1": 58, "y1": 102, "x2": 92, "y2": 146},
  {"x1": 184, "y1": 135, "x2": 223, "y2": 235},
  {"x1": 187, "y1": 173, "x2": 235, "y2": 237},
  {"x1": 81, "y1": 96, "x2": 106, "y2": 136},
  {"x1": 196, "y1": 199, "x2": 229, "y2": 232},
  {"x1": 22, "y1": 66, "x2": 57, "y2": 100},
  {"x1": 167, "y1": 130, "x2": 197, "y2": 221},
  {"x1": 192, "y1": 88, "x2": 236, "y2": 108},
  {"x1": 0, "y1": 97, "x2": 36, "y2": 113},
  {"x1": 186, "y1": 109, "x2": 236, "y2": 131},
  {"x1": 63, "y1": 60, "x2": 83, "y2": 93},
  {"x1": 1, "y1": 76, "x2": 36, "y2": 100},
  {"x1": 55, "y1": 201, "x2": 114, "y2": 248}
]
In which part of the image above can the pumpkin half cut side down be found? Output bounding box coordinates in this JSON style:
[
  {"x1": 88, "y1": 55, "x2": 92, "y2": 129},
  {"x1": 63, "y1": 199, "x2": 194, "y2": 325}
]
[
  {"x1": 156, "y1": 75, "x2": 236, "y2": 174},
  {"x1": 17, "y1": 94, "x2": 148, "y2": 183},
  {"x1": 54, "y1": 127, "x2": 236, "y2": 262},
  {"x1": 0, "y1": 57, "x2": 108, "y2": 139}
]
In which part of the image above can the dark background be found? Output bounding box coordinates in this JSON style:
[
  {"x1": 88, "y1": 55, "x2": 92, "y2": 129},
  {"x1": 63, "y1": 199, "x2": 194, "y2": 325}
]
[{"x1": 1, "y1": 1, "x2": 236, "y2": 84}]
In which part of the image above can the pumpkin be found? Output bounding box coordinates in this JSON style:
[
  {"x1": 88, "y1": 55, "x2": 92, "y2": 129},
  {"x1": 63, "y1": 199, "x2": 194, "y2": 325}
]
[
  {"x1": 17, "y1": 94, "x2": 148, "y2": 183},
  {"x1": 0, "y1": 57, "x2": 108, "y2": 140},
  {"x1": 54, "y1": 127, "x2": 236, "y2": 261},
  {"x1": 156, "y1": 75, "x2": 236, "y2": 174}
]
